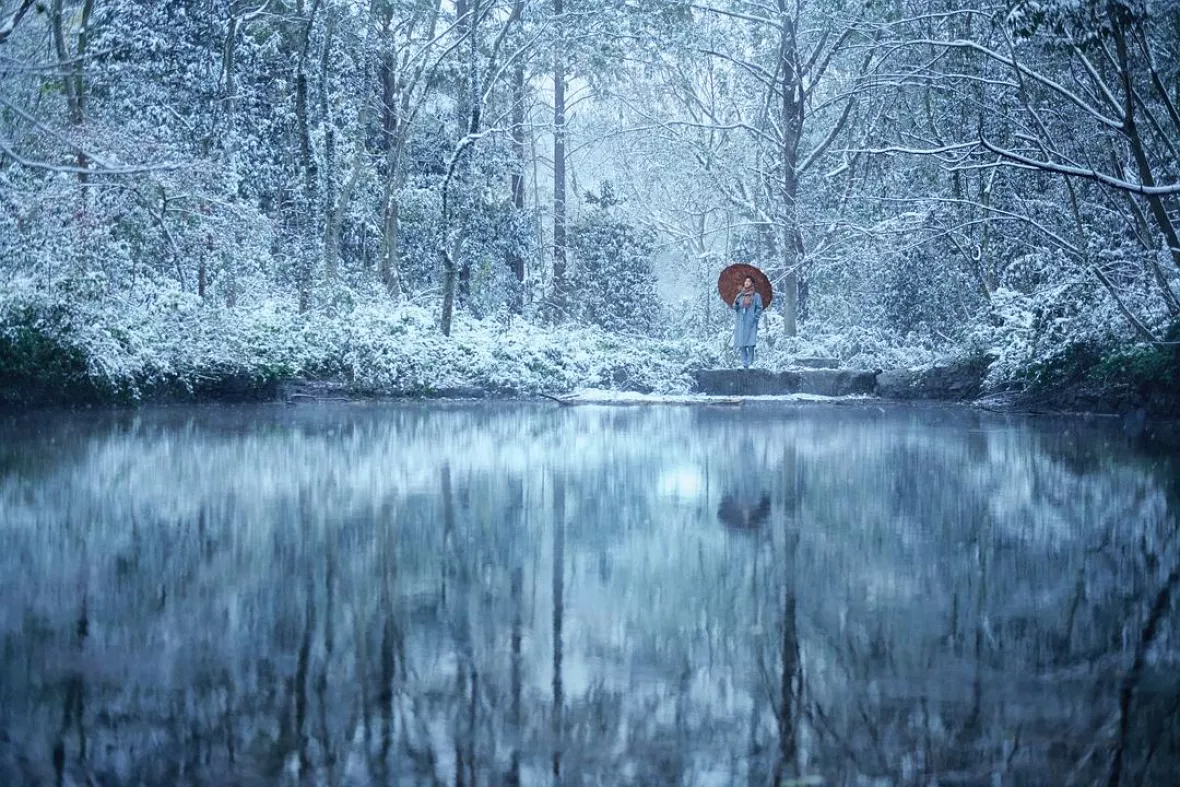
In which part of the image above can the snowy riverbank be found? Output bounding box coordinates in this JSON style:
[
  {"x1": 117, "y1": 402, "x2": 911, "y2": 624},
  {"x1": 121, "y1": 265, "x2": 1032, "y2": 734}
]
[
  {"x1": 0, "y1": 283, "x2": 713, "y2": 406},
  {"x1": 3, "y1": 282, "x2": 1176, "y2": 416}
]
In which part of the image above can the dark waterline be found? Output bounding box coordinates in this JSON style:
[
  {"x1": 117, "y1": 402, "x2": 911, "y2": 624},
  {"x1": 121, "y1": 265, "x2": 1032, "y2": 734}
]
[{"x1": 1, "y1": 401, "x2": 1177, "y2": 786}]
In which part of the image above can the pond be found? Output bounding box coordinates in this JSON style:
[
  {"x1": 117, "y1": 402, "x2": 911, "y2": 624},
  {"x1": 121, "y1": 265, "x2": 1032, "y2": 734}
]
[{"x1": 1, "y1": 401, "x2": 1177, "y2": 786}]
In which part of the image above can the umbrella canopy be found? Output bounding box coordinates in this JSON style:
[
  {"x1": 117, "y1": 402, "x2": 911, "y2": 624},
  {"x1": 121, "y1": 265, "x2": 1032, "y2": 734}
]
[{"x1": 718, "y1": 263, "x2": 773, "y2": 309}]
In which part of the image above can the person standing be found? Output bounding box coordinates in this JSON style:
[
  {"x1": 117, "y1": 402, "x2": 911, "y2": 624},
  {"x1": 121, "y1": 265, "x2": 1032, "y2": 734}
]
[{"x1": 732, "y1": 276, "x2": 763, "y2": 368}]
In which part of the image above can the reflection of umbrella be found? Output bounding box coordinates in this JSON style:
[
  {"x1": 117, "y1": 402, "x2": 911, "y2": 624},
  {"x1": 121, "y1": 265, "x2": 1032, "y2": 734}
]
[
  {"x1": 717, "y1": 492, "x2": 772, "y2": 532},
  {"x1": 718, "y1": 263, "x2": 773, "y2": 309}
]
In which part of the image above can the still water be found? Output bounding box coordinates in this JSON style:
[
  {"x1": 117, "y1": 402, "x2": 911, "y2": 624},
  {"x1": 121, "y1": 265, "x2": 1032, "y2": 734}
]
[{"x1": 1, "y1": 401, "x2": 1177, "y2": 786}]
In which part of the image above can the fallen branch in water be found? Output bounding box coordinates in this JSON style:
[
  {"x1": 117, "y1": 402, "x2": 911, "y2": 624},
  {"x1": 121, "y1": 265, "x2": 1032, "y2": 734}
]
[
  {"x1": 540, "y1": 392, "x2": 745, "y2": 406},
  {"x1": 286, "y1": 393, "x2": 354, "y2": 402}
]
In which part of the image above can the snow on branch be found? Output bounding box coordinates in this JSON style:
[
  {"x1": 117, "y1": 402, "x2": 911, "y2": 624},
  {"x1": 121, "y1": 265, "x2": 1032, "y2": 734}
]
[
  {"x1": 604, "y1": 88, "x2": 781, "y2": 151},
  {"x1": 0, "y1": 135, "x2": 184, "y2": 177},
  {"x1": 844, "y1": 142, "x2": 977, "y2": 158},
  {"x1": 0, "y1": 97, "x2": 184, "y2": 176},
  {"x1": 897, "y1": 38, "x2": 1125, "y2": 131},
  {"x1": 869, "y1": 194, "x2": 1083, "y2": 255},
  {"x1": 980, "y1": 137, "x2": 1180, "y2": 196},
  {"x1": 690, "y1": 3, "x2": 782, "y2": 30},
  {"x1": 0, "y1": 0, "x2": 37, "y2": 44},
  {"x1": 698, "y1": 48, "x2": 783, "y2": 92}
]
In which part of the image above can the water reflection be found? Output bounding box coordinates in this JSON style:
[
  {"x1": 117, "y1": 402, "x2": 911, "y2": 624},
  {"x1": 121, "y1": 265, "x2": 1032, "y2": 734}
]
[
  {"x1": 716, "y1": 491, "x2": 771, "y2": 532},
  {"x1": 0, "y1": 402, "x2": 1177, "y2": 786}
]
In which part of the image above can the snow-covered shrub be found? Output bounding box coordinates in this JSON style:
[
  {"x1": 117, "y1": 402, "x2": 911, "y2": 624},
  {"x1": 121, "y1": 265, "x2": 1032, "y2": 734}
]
[
  {"x1": 569, "y1": 198, "x2": 659, "y2": 334},
  {"x1": 0, "y1": 274, "x2": 707, "y2": 403},
  {"x1": 0, "y1": 279, "x2": 101, "y2": 404},
  {"x1": 975, "y1": 242, "x2": 1176, "y2": 392},
  {"x1": 754, "y1": 321, "x2": 940, "y2": 372}
]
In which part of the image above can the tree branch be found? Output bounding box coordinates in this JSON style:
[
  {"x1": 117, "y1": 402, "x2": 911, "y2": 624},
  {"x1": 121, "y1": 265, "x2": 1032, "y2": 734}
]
[
  {"x1": 691, "y1": 3, "x2": 781, "y2": 29},
  {"x1": 894, "y1": 38, "x2": 1125, "y2": 131},
  {"x1": 979, "y1": 137, "x2": 1180, "y2": 196},
  {"x1": 1090, "y1": 265, "x2": 1159, "y2": 343},
  {"x1": 0, "y1": 0, "x2": 36, "y2": 44}
]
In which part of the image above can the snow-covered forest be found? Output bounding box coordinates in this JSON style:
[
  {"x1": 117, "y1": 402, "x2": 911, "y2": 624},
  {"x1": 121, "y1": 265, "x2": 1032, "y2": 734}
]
[{"x1": 1, "y1": 0, "x2": 1179, "y2": 403}]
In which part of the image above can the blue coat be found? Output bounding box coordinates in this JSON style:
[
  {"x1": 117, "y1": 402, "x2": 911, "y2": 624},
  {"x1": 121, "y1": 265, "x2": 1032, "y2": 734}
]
[{"x1": 732, "y1": 291, "x2": 763, "y2": 347}]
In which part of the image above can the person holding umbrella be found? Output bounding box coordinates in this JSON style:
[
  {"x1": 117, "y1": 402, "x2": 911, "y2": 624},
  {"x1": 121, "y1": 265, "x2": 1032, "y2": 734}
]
[
  {"x1": 718, "y1": 263, "x2": 773, "y2": 369},
  {"x1": 732, "y1": 275, "x2": 764, "y2": 368}
]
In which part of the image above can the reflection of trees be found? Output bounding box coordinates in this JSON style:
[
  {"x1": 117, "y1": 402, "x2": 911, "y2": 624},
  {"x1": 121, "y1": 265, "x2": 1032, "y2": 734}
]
[
  {"x1": 0, "y1": 405, "x2": 1177, "y2": 784},
  {"x1": 552, "y1": 472, "x2": 565, "y2": 787},
  {"x1": 790, "y1": 424, "x2": 1180, "y2": 785}
]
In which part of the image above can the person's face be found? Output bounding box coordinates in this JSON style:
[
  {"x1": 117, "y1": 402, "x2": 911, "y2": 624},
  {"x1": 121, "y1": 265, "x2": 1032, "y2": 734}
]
[{"x1": 743, "y1": 277, "x2": 753, "y2": 288}]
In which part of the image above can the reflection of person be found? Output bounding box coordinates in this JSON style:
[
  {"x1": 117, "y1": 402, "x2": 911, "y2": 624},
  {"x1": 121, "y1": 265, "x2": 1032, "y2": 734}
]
[
  {"x1": 717, "y1": 491, "x2": 771, "y2": 532},
  {"x1": 718, "y1": 434, "x2": 772, "y2": 533},
  {"x1": 732, "y1": 276, "x2": 764, "y2": 369}
]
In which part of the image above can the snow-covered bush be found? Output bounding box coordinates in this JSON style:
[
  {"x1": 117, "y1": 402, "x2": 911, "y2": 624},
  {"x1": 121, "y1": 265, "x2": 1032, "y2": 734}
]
[
  {"x1": 0, "y1": 275, "x2": 705, "y2": 404},
  {"x1": 569, "y1": 196, "x2": 659, "y2": 334}
]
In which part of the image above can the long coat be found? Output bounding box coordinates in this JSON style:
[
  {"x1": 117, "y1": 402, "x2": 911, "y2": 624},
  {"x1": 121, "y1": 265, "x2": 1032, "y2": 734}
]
[{"x1": 732, "y1": 291, "x2": 763, "y2": 348}]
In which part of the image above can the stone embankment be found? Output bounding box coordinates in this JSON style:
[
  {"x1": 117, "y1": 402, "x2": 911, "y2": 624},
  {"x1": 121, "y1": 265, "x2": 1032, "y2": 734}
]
[{"x1": 691, "y1": 355, "x2": 992, "y2": 400}]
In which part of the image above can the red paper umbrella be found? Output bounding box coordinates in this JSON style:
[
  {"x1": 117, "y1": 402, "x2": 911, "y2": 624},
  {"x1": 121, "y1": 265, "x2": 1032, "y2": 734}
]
[{"x1": 718, "y1": 263, "x2": 773, "y2": 309}]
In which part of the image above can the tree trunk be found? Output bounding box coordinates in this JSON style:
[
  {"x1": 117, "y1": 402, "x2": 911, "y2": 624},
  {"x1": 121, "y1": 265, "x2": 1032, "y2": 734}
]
[
  {"x1": 294, "y1": 0, "x2": 322, "y2": 312},
  {"x1": 782, "y1": 262, "x2": 799, "y2": 337},
  {"x1": 456, "y1": 0, "x2": 480, "y2": 306},
  {"x1": 319, "y1": 10, "x2": 338, "y2": 284},
  {"x1": 1109, "y1": 7, "x2": 1180, "y2": 275},
  {"x1": 377, "y1": 23, "x2": 404, "y2": 297},
  {"x1": 551, "y1": 0, "x2": 568, "y2": 316},
  {"x1": 440, "y1": 231, "x2": 460, "y2": 335},
  {"x1": 295, "y1": 0, "x2": 320, "y2": 200},
  {"x1": 45, "y1": 0, "x2": 94, "y2": 285},
  {"x1": 439, "y1": 0, "x2": 481, "y2": 333},
  {"x1": 324, "y1": 79, "x2": 368, "y2": 284},
  {"x1": 50, "y1": 0, "x2": 95, "y2": 187},
  {"x1": 381, "y1": 193, "x2": 403, "y2": 296},
  {"x1": 454, "y1": 0, "x2": 470, "y2": 307},
  {"x1": 778, "y1": 3, "x2": 804, "y2": 337},
  {"x1": 507, "y1": 0, "x2": 527, "y2": 311},
  {"x1": 222, "y1": 10, "x2": 239, "y2": 119},
  {"x1": 440, "y1": 147, "x2": 472, "y2": 337},
  {"x1": 324, "y1": 142, "x2": 362, "y2": 284}
]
